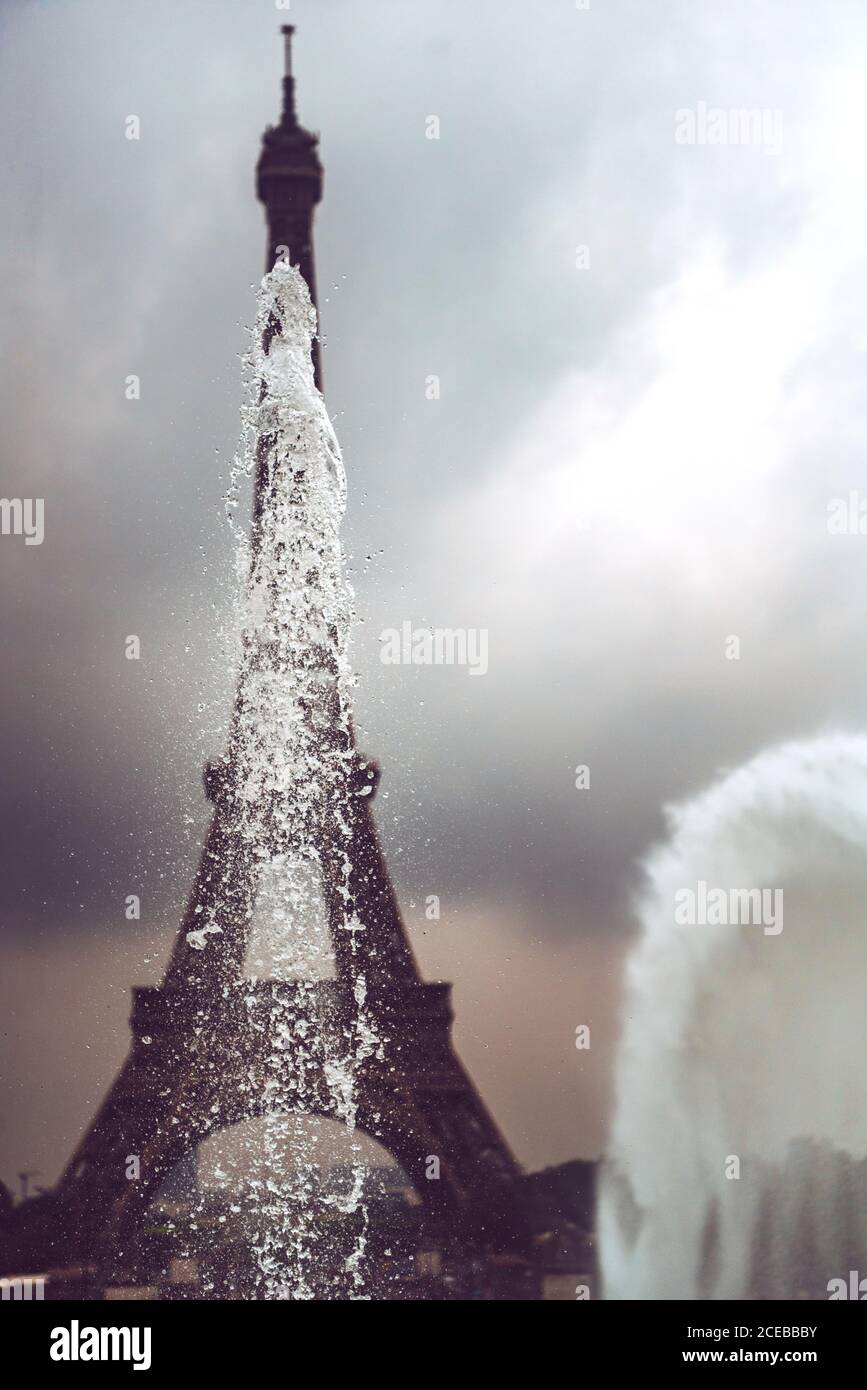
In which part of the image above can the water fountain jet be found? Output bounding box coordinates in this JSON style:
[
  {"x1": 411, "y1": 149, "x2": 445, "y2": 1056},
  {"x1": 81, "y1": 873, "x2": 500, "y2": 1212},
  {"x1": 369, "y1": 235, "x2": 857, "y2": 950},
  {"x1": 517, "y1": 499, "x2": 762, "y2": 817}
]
[{"x1": 600, "y1": 734, "x2": 867, "y2": 1300}]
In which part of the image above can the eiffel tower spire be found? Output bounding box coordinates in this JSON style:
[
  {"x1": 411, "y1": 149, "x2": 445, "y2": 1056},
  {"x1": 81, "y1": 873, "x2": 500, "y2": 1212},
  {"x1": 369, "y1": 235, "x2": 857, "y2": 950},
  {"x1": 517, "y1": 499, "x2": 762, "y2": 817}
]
[
  {"x1": 256, "y1": 24, "x2": 323, "y2": 384},
  {"x1": 30, "y1": 30, "x2": 529, "y2": 1295}
]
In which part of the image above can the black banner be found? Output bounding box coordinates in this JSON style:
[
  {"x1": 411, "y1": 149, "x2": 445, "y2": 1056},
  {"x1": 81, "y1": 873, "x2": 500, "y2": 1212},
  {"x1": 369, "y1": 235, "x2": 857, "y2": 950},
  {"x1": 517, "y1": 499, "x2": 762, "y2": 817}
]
[{"x1": 1, "y1": 1297, "x2": 861, "y2": 1375}]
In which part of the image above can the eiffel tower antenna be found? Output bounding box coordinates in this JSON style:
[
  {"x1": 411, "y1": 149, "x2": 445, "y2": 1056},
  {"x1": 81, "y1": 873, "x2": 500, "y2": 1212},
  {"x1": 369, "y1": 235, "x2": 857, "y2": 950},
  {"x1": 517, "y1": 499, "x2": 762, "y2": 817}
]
[
  {"x1": 257, "y1": 22, "x2": 323, "y2": 385},
  {"x1": 40, "y1": 29, "x2": 528, "y2": 1295}
]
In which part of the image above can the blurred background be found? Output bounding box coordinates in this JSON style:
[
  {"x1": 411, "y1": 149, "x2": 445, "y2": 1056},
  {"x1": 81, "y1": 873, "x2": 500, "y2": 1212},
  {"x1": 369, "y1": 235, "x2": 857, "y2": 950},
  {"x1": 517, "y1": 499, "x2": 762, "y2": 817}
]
[{"x1": 1, "y1": 0, "x2": 865, "y2": 1195}]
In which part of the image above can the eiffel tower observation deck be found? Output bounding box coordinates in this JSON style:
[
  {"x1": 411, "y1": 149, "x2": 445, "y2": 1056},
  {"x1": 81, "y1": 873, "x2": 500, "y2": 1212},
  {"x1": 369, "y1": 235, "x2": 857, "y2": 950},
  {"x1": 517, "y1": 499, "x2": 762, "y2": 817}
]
[{"x1": 3, "y1": 28, "x2": 532, "y2": 1300}]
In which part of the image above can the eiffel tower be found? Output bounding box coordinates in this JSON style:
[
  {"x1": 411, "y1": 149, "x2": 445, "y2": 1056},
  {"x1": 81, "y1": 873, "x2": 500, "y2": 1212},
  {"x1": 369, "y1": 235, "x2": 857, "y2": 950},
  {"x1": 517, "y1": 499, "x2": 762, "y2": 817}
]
[{"x1": 43, "y1": 28, "x2": 527, "y2": 1291}]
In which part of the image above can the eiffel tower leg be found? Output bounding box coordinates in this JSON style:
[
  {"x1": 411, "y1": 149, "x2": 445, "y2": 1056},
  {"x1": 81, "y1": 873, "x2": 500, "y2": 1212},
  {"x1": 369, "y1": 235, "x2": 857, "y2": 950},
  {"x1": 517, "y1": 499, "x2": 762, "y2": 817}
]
[
  {"x1": 323, "y1": 779, "x2": 422, "y2": 989},
  {"x1": 162, "y1": 800, "x2": 258, "y2": 989},
  {"x1": 54, "y1": 980, "x2": 349, "y2": 1269}
]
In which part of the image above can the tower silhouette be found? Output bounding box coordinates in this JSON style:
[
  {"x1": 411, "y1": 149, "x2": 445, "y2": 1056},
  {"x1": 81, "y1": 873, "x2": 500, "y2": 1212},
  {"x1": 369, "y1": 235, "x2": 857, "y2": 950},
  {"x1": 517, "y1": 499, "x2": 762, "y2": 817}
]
[{"x1": 50, "y1": 28, "x2": 525, "y2": 1287}]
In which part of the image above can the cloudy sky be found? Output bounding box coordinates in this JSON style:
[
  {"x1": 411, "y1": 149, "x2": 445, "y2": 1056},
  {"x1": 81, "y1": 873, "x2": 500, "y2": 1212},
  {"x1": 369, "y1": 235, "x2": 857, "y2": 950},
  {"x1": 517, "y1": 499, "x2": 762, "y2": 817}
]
[{"x1": 1, "y1": 0, "x2": 865, "y2": 1191}]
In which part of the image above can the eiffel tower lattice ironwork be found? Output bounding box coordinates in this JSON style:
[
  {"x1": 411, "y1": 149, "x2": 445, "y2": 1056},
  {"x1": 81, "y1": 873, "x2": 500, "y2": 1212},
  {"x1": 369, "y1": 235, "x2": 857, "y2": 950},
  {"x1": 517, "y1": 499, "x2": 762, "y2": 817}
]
[{"x1": 50, "y1": 28, "x2": 525, "y2": 1279}]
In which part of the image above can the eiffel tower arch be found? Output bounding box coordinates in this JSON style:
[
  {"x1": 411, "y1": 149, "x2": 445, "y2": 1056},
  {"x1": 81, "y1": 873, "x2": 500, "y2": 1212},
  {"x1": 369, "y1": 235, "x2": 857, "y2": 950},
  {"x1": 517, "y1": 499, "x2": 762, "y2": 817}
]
[
  {"x1": 38, "y1": 28, "x2": 529, "y2": 1290},
  {"x1": 57, "y1": 970, "x2": 522, "y2": 1266}
]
